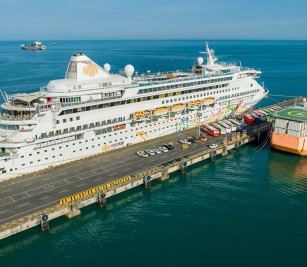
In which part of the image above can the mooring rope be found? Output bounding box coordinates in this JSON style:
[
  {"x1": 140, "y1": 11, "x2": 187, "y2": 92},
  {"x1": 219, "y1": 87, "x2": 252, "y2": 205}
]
[{"x1": 269, "y1": 94, "x2": 301, "y2": 98}]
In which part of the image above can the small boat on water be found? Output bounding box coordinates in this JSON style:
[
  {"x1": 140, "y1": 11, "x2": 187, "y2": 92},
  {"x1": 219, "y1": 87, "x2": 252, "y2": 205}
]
[{"x1": 21, "y1": 41, "x2": 46, "y2": 50}]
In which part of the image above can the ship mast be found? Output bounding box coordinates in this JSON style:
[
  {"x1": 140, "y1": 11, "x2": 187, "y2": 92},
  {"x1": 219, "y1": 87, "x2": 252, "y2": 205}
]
[{"x1": 200, "y1": 42, "x2": 217, "y2": 66}]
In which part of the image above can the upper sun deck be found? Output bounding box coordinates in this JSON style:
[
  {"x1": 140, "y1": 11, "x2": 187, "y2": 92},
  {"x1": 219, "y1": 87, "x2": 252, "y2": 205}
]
[{"x1": 1, "y1": 42, "x2": 261, "y2": 116}]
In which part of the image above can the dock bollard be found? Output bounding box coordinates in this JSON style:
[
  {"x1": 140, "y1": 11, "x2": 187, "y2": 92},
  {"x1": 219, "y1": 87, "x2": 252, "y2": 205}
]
[
  {"x1": 144, "y1": 175, "x2": 151, "y2": 189},
  {"x1": 40, "y1": 214, "x2": 49, "y2": 231},
  {"x1": 180, "y1": 161, "x2": 187, "y2": 174},
  {"x1": 98, "y1": 192, "x2": 106, "y2": 208}
]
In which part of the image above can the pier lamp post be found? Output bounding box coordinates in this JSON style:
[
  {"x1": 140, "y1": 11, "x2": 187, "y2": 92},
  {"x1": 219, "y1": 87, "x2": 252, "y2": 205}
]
[{"x1": 197, "y1": 111, "x2": 202, "y2": 138}]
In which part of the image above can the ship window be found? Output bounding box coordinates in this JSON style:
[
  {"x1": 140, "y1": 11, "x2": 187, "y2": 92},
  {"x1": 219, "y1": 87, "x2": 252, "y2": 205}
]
[
  {"x1": 76, "y1": 116, "x2": 80, "y2": 120},
  {"x1": 69, "y1": 118, "x2": 73, "y2": 122}
]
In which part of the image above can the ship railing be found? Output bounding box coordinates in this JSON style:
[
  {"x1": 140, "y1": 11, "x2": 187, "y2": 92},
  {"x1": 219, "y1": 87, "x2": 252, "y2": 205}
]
[
  {"x1": 1, "y1": 102, "x2": 37, "y2": 110},
  {"x1": 60, "y1": 95, "x2": 122, "y2": 108},
  {"x1": 0, "y1": 113, "x2": 37, "y2": 122}
]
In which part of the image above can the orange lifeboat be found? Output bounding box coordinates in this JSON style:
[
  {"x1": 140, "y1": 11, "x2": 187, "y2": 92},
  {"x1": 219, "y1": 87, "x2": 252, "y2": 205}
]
[
  {"x1": 188, "y1": 100, "x2": 201, "y2": 109},
  {"x1": 153, "y1": 107, "x2": 169, "y2": 116},
  {"x1": 171, "y1": 104, "x2": 185, "y2": 112},
  {"x1": 131, "y1": 110, "x2": 150, "y2": 120},
  {"x1": 113, "y1": 124, "x2": 126, "y2": 131},
  {"x1": 202, "y1": 97, "x2": 215, "y2": 105}
]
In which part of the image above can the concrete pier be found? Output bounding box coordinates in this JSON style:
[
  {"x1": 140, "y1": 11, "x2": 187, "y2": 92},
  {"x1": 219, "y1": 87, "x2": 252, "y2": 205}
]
[
  {"x1": 0, "y1": 122, "x2": 270, "y2": 240},
  {"x1": 1, "y1": 97, "x2": 303, "y2": 240}
]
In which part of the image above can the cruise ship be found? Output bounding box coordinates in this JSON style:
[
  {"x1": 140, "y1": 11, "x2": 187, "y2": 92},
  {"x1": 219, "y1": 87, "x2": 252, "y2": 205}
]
[{"x1": 0, "y1": 42, "x2": 267, "y2": 179}]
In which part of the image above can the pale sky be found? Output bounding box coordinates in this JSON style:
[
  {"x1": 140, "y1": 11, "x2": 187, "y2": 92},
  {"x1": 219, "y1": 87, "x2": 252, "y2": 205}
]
[{"x1": 0, "y1": 0, "x2": 306, "y2": 40}]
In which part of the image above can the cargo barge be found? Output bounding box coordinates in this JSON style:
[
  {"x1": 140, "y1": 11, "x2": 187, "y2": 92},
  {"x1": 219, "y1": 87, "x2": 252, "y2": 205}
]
[{"x1": 271, "y1": 99, "x2": 307, "y2": 155}]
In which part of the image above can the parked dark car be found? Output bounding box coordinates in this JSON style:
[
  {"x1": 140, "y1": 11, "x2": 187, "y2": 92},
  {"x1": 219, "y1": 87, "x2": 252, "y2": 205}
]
[{"x1": 163, "y1": 144, "x2": 174, "y2": 150}]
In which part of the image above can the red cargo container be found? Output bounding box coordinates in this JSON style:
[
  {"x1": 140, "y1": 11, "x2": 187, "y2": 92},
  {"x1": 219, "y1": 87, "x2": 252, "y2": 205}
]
[
  {"x1": 244, "y1": 114, "x2": 255, "y2": 125},
  {"x1": 203, "y1": 123, "x2": 220, "y2": 137}
]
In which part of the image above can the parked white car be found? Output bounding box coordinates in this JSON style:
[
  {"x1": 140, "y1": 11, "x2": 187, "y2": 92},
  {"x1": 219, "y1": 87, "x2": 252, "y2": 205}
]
[
  {"x1": 159, "y1": 147, "x2": 168, "y2": 153},
  {"x1": 136, "y1": 151, "x2": 148, "y2": 157},
  {"x1": 179, "y1": 139, "x2": 191, "y2": 144},
  {"x1": 153, "y1": 149, "x2": 162, "y2": 154},
  {"x1": 208, "y1": 144, "x2": 218, "y2": 149},
  {"x1": 145, "y1": 149, "x2": 155, "y2": 156}
]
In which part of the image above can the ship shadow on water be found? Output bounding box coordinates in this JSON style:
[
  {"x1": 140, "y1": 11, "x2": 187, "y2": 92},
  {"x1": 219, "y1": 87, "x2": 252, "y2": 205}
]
[{"x1": 268, "y1": 151, "x2": 307, "y2": 185}]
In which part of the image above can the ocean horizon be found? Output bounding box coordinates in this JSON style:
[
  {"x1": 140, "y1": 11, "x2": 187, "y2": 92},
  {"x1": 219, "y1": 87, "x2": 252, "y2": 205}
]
[{"x1": 0, "y1": 40, "x2": 306, "y2": 267}]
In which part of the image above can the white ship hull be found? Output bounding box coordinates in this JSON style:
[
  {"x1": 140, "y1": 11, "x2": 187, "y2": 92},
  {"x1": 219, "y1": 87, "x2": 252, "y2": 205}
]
[
  {"x1": 0, "y1": 93, "x2": 265, "y2": 180},
  {"x1": 0, "y1": 43, "x2": 267, "y2": 180}
]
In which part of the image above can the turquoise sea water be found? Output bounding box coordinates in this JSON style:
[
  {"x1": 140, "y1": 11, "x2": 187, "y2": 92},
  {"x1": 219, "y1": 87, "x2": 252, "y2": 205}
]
[{"x1": 0, "y1": 40, "x2": 306, "y2": 266}]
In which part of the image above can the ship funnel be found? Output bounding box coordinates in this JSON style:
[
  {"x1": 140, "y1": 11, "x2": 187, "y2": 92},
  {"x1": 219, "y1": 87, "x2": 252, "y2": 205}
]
[{"x1": 65, "y1": 53, "x2": 110, "y2": 81}]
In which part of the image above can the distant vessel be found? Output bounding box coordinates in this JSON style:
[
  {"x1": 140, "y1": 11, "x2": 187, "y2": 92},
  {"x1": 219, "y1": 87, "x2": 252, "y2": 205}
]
[
  {"x1": 271, "y1": 99, "x2": 307, "y2": 156},
  {"x1": 52, "y1": 42, "x2": 61, "y2": 45},
  {"x1": 21, "y1": 41, "x2": 46, "y2": 50}
]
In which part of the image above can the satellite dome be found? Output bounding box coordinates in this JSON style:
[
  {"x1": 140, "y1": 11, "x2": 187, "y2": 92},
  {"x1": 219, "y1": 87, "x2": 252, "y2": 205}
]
[
  {"x1": 104, "y1": 63, "x2": 111, "y2": 72},
  {"x1": 124, "y1": 64, "x2": 135, "y2": 77},
  {"x1": 197, "y1": 57, "x2": 204, "y2": 65}
]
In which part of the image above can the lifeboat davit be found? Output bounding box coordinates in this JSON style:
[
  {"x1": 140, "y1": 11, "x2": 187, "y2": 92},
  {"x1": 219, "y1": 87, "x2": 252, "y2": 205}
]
[
  {"x1": 202, "y1": 97, "x2": 215, "y2": 105},
  {"x1": 153, "y1": 107, "x2": 169, "y2": 116},
  {"x1": 171, "y1": 104, "x2": 185, "y2": 112}
]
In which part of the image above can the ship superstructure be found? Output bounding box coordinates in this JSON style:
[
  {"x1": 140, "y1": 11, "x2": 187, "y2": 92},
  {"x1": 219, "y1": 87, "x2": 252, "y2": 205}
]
[{"x1": 0, "y1": 43, "x2": 267, "y2": 179}]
